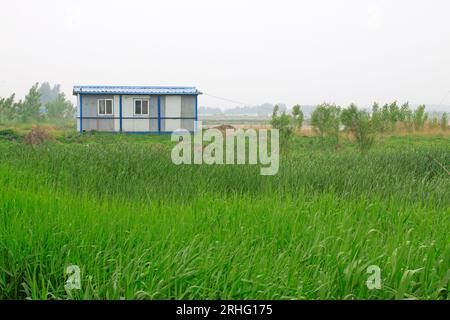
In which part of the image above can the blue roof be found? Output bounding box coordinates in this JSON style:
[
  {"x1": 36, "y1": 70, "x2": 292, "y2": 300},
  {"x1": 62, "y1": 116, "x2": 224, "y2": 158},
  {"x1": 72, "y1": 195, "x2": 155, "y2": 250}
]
[{"x1": 73, "y1": 85, "x2": 202, "y2": 95}]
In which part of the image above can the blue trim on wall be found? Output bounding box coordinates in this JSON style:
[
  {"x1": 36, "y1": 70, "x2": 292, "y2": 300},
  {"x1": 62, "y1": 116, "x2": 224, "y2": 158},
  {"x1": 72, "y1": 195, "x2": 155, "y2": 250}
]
[
  {"x1": 79, "y1": 94, "x2": 83, "y2": 133},
  {"x1": 119, "y1": 95, "x2": 123, "y2": 132},
  {"x1": 195, "y1": 94, "x2": 198, "y2": 133},
  {"x1": 76, "y1": 116, "x2": 196, "y2": 120},
  {"x1": 157, "y1": 96, "x2": 161, "y2": 132},
  {"x1": 75, "y1": 85, "x2": 197, "y2": 89},
  {"x1": 78, "y1": 131, "x2": 190, "y2": 135},
  {"x1": 125, "y1": 131, "x2": 177, "y2": 135}
]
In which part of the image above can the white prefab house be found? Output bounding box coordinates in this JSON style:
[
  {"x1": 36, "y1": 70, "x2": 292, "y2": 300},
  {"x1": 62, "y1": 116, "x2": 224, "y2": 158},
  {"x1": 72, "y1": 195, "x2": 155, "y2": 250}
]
[{"x1": 73, "y1": 85, "x2": 202, "y2": 133}]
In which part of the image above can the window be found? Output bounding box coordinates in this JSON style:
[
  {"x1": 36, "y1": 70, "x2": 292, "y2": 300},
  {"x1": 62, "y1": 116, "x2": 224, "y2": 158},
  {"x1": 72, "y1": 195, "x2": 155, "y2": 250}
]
[
  {"x1": 134, "y1": 99, "x2": 149, "y2": 115},
  {"x1": 98, "y1": 99, "x2": 113, "y2": 115}
]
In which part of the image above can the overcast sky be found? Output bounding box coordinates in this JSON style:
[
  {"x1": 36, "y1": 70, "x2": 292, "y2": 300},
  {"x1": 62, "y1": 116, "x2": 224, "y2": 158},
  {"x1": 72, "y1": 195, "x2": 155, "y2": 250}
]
[{"x1": 1, "y1": 0, "x2": 450, "y2": 109}]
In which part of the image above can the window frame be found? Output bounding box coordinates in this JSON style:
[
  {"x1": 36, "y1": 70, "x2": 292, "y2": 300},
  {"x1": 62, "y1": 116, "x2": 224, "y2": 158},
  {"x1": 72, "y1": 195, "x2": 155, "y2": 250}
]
[
  {"x1": 134, "y1": 98, "x2": 150, "y2": 116},
  {"x1": 97, "y1": 99, "x2": 114, "y2": 116}
]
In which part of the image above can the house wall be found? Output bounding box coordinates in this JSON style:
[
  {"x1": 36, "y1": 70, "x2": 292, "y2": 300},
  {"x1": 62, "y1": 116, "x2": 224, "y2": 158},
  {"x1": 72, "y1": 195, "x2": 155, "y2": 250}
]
[
  {"x1": 180, "y1": 96, "x2": 196, "y2": 132},
  {"x1": 121, "y1": 95, "x2": 158, "y2": 132},
  {"x1": 78, "y1": 94, "x2": 116, "y2": 132},
  {"x1": 78, "y1": 94, "x2": 197, "y2": 133}
]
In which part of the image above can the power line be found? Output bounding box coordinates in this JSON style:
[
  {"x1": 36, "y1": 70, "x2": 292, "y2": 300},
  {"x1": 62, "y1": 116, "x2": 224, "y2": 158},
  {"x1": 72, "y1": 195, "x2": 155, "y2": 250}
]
[{"x1": 202, "y1": 93, "x2": 253, "y2": 106}]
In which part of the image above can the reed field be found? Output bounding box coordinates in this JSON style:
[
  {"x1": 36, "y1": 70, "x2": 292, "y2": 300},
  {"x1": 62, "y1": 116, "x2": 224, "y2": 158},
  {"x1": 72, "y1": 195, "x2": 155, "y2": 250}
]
[{"x1": 0, "y1": 127, "x2": 449, "y2": 300}]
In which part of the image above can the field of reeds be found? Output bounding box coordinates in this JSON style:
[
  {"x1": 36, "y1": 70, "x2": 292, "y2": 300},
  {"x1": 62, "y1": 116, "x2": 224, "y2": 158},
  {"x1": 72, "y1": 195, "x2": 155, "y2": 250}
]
[{"x1": 0, "y1": 126, "x2": 449, "y2": 300}]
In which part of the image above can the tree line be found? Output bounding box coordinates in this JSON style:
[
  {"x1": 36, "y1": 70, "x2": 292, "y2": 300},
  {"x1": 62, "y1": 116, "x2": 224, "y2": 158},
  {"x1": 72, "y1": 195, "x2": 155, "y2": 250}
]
[
  {"x1": 271, "y1": 102, "x2": 448, "y2": 153},
  {"x1": 0, "y1": 82, "x2": 75, "y2": 123}
]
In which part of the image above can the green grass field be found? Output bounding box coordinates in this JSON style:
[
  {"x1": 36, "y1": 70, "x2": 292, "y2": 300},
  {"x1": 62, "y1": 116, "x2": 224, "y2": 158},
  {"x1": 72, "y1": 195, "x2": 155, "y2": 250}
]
[{"x1": 0, "y1": 129, "x2": 449, "y2": 299}]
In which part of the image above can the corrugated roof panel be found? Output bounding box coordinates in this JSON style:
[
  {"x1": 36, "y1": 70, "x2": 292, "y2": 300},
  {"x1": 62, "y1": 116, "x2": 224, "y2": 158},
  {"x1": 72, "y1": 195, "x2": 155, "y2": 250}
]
[{"x1": 73, "y1": 85, "x2": 202, "y2": 95}]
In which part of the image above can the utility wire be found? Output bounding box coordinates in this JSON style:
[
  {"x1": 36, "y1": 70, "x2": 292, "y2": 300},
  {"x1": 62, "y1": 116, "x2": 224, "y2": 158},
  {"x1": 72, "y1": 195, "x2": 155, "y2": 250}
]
[{"x1": 202, "y1": 93, "x2": 253, "y2": 106}]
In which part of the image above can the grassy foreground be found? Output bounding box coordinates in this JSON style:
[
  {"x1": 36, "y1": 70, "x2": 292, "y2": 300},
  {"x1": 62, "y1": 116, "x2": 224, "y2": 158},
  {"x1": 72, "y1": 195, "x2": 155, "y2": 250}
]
[{"x1": 0, "y1": 130, "x2": 449, "y2": 299}]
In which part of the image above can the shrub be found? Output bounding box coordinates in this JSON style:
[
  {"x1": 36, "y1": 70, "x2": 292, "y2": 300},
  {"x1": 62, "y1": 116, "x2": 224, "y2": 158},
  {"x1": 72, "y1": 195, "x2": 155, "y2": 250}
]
[{"x1": 24, "y1": 126, "x2": 53, "y2": 146}]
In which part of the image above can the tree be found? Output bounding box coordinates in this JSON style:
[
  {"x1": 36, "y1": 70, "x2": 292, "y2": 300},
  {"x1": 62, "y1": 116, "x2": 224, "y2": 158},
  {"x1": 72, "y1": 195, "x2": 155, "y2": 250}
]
[
  {"x1": 0, "y1": 94, "x2": 17, "y2": 122},
  {"x1": 38, "y1": 82, "x2": 61, "y2": 106},
  {"x1": 399, "y1": 102, "x2": 413, "y2": 132},
  {"x1": 441, "y1": 113, "x2": 448, "y2": 131},
  {"x1": 18, "y1": 83, "x2": 42, "y2": 122},
  {"x1": 311, "y1": 103, "x2": 341, "y2": 146},
  {"x1": 429, "y1": 117, "x2": 439, "y2": 130},
  {"x1": 380, "y1": 104, "x2": 391, "y2": 132},
  {"x1": 371, "y1": 102, "x2": 383, "y2": 133},
  {"x1": 311, "y1": 104, "x2": 328, "y2": 138},
  {"x1": 353, "y1": 111, "x2": 375, "y2": 154},
  {"x1": 342, "y1": 104, "x2": 376, "y2": 154},
  {"x1": 291, "y1": 104, "x2": 304, "y2": 130},
  {"x1": 45, "y1": 92, "x2": 75, "y2": 120},
  {"x1": 341, "y1": 103, "x2": 359, "y2": 132},
  {"x1": 272, "y1": 104, "x2": 279, "y2": 118},
  {"x1": 388, "y1": 101, "x2": 400, "y2": 132},
  {"x1": 399, "y1": 102, "x2": 408, "y2": 121},
  {"x1": 413, "y1": 105, "x2": 428, "y2": 131},
  {"x1": 271, "y1": 105, "x2": 294, "y2": 149}
]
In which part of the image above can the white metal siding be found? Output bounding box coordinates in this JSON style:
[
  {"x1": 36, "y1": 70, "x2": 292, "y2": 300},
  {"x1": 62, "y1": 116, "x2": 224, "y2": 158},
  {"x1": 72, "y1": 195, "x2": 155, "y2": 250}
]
[
  {"x1": 164, "y1": 95, "x2": 181, "y2": 131},
  {"x1": 122, "y1": 95, "x2": 151, "y2": 132}
]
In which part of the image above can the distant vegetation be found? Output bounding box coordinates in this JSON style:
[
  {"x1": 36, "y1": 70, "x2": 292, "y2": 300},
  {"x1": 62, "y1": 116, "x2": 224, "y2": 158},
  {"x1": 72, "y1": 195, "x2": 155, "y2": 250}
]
[
  {"x1": 200, "y1": 103, "x2": 289, "y2": 117},
  {"x1": 271, "y1": 101, "x2": 448, "y2": 154},
  {"x1": 0, "y1": 82, "x2": 75, "y2": 124}
]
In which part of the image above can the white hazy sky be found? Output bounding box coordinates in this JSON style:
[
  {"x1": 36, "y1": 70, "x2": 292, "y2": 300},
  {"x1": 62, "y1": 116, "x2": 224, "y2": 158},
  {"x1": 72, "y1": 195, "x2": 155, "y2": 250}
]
[{"x1": 1, "y1": 0, "x2": 450, "y2": 109}]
